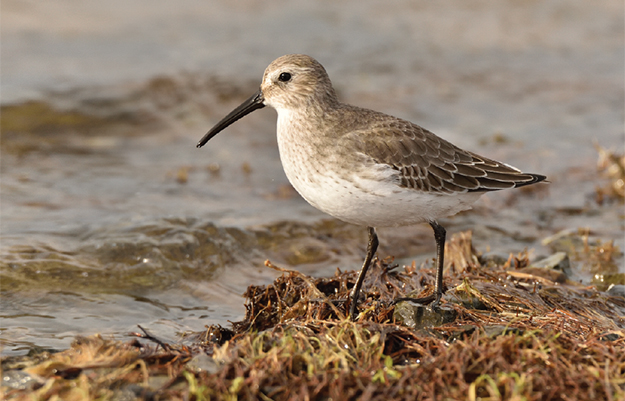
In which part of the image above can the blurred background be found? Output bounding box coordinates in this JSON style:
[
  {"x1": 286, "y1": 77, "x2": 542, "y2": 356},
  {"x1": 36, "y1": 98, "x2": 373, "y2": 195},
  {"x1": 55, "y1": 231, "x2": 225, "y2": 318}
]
[{"x1": 1, "y1": 0, "x2": 623, "y2": 355}]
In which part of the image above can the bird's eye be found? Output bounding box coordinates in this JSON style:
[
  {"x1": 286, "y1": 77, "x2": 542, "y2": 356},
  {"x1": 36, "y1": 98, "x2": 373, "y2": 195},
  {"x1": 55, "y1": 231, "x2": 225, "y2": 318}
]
[{"x1": 278, "y1": 72, "x2": 292, "y2": 82}]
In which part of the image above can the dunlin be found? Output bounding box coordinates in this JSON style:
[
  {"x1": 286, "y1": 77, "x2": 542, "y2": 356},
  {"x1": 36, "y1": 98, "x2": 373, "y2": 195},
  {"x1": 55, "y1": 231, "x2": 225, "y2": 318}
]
[{"x1": 197, "y1": 54, "x2": 546, "y2": 320}]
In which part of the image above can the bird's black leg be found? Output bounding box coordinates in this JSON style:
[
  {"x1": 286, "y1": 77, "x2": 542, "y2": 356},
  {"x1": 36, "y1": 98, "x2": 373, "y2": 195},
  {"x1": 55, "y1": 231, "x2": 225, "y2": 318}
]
[
  {"x1": 429, "y1": 220, "x2": 446, "y2": 307},
  {"x1": 392, "y1": 220, "x2": 446, "y2": 307},
  {"x1": 349, "y1": 226, "x2": 378, "y2": 320}
]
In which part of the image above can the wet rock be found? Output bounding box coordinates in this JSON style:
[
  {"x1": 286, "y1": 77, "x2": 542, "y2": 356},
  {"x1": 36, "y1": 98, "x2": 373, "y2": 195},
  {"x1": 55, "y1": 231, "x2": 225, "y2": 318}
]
[
  {"x1": 394, "y1": 301, "x2": 457, "y2": 329},
  {"x1": 531, "y1": 252, "x2": 572, "y2": 277},
  {"x1": 606, "y1": 283, "x2": 625, "y2": 298},
  {"x1": 187, "y1": 353, "x2": 221, "y2": 374}
]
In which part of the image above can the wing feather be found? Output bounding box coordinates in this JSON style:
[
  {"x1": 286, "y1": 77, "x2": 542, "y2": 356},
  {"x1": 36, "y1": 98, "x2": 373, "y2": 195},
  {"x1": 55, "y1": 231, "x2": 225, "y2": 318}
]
[{"x1": 345, "y1": 114, "x2": 546, "y2": 194}]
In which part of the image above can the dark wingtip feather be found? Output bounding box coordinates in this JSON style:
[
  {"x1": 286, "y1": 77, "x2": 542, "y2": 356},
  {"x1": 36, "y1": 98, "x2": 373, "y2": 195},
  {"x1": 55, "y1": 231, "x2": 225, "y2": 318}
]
[
  {"x1": 467, "y1": 173, "x2": 547, "y2": 193},
  {"x1": 512, "y1": 173, "x2": 548, "y2": 188}
]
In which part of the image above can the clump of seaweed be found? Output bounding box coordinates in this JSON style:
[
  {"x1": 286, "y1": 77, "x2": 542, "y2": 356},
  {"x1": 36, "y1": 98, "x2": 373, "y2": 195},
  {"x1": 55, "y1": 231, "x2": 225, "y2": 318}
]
[{"x1": 2, "y1": 231, "x2": 624, "y2": 400}]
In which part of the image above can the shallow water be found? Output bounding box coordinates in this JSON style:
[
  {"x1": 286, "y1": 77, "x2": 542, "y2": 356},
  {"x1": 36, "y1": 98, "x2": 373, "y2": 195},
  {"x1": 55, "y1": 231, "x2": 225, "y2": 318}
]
[{"x1": 1, "y1": 0, "x2": 624, "y2": 355}]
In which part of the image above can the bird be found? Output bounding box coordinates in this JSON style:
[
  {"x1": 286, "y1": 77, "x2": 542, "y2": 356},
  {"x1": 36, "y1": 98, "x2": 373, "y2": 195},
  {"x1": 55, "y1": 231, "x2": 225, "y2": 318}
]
[{"x1": 197, "y1": 54, "x2": 546, "y2": 320}]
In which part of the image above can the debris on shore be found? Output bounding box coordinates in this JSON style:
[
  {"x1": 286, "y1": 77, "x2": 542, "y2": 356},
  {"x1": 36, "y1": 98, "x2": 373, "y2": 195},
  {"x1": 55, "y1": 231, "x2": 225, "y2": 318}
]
[{"x1": 3, "y1": 230, "x2": 623, "y2": 400}]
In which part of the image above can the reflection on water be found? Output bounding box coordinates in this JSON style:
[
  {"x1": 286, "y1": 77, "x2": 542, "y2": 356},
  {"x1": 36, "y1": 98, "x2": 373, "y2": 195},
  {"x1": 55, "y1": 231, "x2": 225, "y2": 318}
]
[{"x1": 1, "y1": 0, "x2": 624, "y2": 355}]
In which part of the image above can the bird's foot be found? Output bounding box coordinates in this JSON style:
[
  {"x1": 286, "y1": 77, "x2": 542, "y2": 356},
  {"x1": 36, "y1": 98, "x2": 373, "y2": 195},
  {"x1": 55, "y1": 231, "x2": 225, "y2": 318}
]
[{"x1": 348, "y1": 289, "x2": 363, "y2": 321}]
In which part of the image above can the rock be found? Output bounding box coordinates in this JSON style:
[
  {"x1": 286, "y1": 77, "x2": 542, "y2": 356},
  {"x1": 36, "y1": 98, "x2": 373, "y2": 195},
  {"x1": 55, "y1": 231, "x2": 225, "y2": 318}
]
[
  {"x1": 394, "y1": 301, "x2": 457, "y2": 329},
  {"x1": 531, "y1": 252, "x2": 572, "y2": 277},
  {"x1": 607, "y1": 283, "x2": 625, "y2": 298},
  {"x1": 187, "y1": 352, "x2": 221, "y2": 374}
]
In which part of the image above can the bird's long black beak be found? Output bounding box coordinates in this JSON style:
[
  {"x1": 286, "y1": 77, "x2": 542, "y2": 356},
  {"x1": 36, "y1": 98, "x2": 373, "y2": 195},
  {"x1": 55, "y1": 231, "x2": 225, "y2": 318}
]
[{"x1": 197, "y1": 89, "x2": 266, "y2": 148}]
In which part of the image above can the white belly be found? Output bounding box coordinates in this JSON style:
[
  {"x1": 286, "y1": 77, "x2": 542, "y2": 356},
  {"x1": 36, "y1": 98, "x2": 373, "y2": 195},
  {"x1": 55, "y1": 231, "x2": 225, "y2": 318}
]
[
  {"x1": 278, "y1": 142, "x2": 480, "y2": 227},
  {"x1": 287, "y1": 168, "x2": 481, "y2": 227}
]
